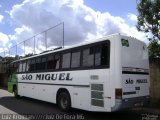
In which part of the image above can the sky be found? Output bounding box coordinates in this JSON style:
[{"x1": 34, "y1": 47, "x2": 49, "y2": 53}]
[{"x1": 0, "y1": 0, "x2": 147, "y2": 57}]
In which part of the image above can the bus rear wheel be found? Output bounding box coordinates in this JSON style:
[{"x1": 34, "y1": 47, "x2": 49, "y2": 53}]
[
  {"x1": 57, "y1": 92, "x2": 71, "y2": 111},
  {"x1": 13, "y1": 86, "x2": 19, "y2": 98}
]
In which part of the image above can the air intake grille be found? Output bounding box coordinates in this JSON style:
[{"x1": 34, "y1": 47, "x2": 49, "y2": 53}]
[
  {"x1": 91, "y1": 84, "x2": 103, "y2": 91},
  {"x1": 91, "y1": 99, "x2": 104, "y2": 107},
  {"x1": 91, "y1": 84, "x2": 104, "y2": 107},
  {"x1": 91, "y1": 91, "x2": 103, "y2": 99}
]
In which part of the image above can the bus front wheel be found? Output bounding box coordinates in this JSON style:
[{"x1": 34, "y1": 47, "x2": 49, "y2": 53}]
[{"x1": 57, "y1": 92, "x2": 71, "y2": 111}]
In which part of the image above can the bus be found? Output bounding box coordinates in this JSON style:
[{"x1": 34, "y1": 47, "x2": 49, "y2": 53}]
[{"x1": 8, "y1": 34, "x2": 150, "y2": 112}]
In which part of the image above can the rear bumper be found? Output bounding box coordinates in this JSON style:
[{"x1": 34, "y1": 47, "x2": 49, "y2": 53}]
[{"x1": 111, "y1": 96, "x2": 150, "y2": 112}]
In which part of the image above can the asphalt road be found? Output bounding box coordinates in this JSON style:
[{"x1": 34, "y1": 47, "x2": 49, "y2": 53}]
[{"x1": 0, "y1": 88, "x2": 159, "y2": 120}]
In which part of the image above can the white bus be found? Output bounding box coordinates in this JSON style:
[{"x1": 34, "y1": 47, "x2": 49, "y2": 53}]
[{"x1": 8, "y1": 34, "x2": 150, "y2": 112}]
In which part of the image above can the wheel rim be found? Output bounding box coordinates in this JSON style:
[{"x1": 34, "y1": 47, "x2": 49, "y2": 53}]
[{"x1": 60, "y1": 96, "x2": 68, "y2": 109}]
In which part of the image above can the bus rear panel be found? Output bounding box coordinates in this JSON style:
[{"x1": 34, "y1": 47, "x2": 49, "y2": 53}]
[{"x1": 112, "y1": 36, "x2": 150, "y2": 111}]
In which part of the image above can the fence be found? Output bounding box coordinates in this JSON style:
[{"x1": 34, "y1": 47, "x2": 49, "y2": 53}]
[{"x1": 0, "y1": 22, "x2": 64, "y2": 58}]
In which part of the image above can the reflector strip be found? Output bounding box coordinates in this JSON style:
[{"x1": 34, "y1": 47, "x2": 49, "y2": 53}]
[
  {"x1": 122, "y1": 67, "x2": 149, "y2": 75},
  {"x1": 123, "y1": 91, "x2": 136, "y2": 95}
]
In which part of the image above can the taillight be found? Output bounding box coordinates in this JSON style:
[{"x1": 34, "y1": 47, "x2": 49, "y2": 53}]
[{"x1": 115, "y1": 88, "x2": 122, "y2": 99}]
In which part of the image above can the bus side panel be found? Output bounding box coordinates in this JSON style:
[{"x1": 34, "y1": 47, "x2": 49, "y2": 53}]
[
  {"x1": 17, "y1": 71, "x2": 91, "y2": 111},
  {"x1": 17, "y1": 69, "x2": 112, "y2": 112},
  {"x1": 72, "y1": 87, "x2": 90, "y2": 110},
  {"x1": 89, "y1": 69, "x2": 110, "y2": 112},
  {"x1": 19, "y1": 83, "x2": 63, "y2": 103}
]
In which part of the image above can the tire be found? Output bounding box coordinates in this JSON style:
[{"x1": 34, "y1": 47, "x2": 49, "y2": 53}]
[
  {"x1": 13, "y1": 86, "x2": 19, "y2": 98},
  {"x1": 57, "y1": 92, "x2": 71, "y2": 111}
]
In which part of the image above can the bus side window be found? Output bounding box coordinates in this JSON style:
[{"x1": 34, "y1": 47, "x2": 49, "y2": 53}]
[
  {"x1": 41, "y1": 56, "x2": 47, "y2": 70},
  {"x1": 14, "y1": 62, "x2": 19, "y2": 73},
  {"x1": 9, "y1": 63, "x2": 13, "y2": 75},
  {"x1": 62, "y1": 52, "x2": 71, "y2": 69},
  {"x1": 16, "y1": 62, "x2": 19, "y2": 73},
  {"x1": 95, "y1": 46, "x2": 101, "y2": 66},
  {"x1": 19, "y1": 62, "x2": 23, "y2": 73},
  {"x1": 95, "y1": 43, "x2": 110, "y2": 67},
  {"x1": 47, "y1": 54, "x2": 54, "y2": 69},
  {"x1": 11, "y1": 63, "x2": 15, "y2": 73},
  {"x1": 82, "y1": 47, "x2": 94, "y2": 67},
  {"x1": 71, "y1": 51, "x2": 80, "y2": 68},
  {"x1": 36, "y1": 57, "x2": 41, "y2": 71},
  {"x1": 30, "y1": 59, "x2": 35, "y2": 71},
  {"x1": 22, "y1": 61, "x2": 26, "y2": 72},
  {"x1": 26, "y1": 60, "x2": 31, "y2": 72},
  {"x1": 54, "y1": 54, "x2": 60, "y2": 69},
  {"x1": 101, "y1": 44, "x2": 109, "y2": 66}
]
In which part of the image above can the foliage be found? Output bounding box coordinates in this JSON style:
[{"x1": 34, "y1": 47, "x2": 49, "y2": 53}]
[
  {"x1": 24, "y1": 53, "x2": 34, "y2": 58},
  {"x1": 148, "y1": 40, "x2": 160, "y2": 59},
  {"x1": 137, "y1": 0, "x2": 160, "y2": 59},
  {"x1": 137, "y1": 0, "x2": 160, "y2": 41}
]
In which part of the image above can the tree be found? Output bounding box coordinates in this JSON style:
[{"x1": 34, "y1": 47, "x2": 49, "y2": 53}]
[
  {"x1": 148, "y1": 40, "x2": 160, "y2": 59},
  {"x1": 137, "y1": 0, "x2": 160, "y2": 41},
  {"x1": 24, "y1": 53, "x2": 34, "y2": 58},
  {"x1": 137, "y1": 0, "x2": 160, "y2": 59}
]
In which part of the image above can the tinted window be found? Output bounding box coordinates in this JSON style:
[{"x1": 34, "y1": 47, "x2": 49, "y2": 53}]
[
  {"x1": 82, "y1": 47, "x2": 94, "y2": 67},
  {"x1": 26, "y1": 60, "x2": 31, "y2": 72},
  {"x1": 95, "y1": 46, "x2": 101, "y2": 66},
  {"x1": 101, "y1": 43, "x2": 109, "y2": 66},
  {"x1": 22, "y1": 61, "x2": 26, "y2": 72},
  {"x1": 95, "y1": 43, "x2": 109, "y2": 66},
  {"x1": 46, "y1": 53, "x2": 61, "y2": 70},
  {"x1": 36, "y1": 57, "x2": 41, "y2": 70},
  {"x1": 11, "y1": 62, "x2": 19, "y2": 73},
  {"x1": 16, "y1": 62, "x2": 19, "y2": 72},
  {"x1": 30, "y1": 59, "x2": 35, "y2": 71},
  {"x1": 18, "y1": 62, "x2": 23, "y2": 72},
  {"x1": 47, "y1": 54, "x2": 54, "y2": 69},
  {"x1": 54, "y1": 54, "x2": 60, "y2": 69},
  {"x1": 82, "y1": 41, "x2": 110, "y2": 68},
  {"x1": 9, "y1": 63, "x2": 13, "y2": 74},
  {"x1": 41, "y1": 56, "x2": 46, "y2": 70},
  {"x1": 62, "y1": 53, "x2": 71, "y2": 69},
  {"x1": 71, "y1": 51, "x2": 80, "y2": 68}
]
